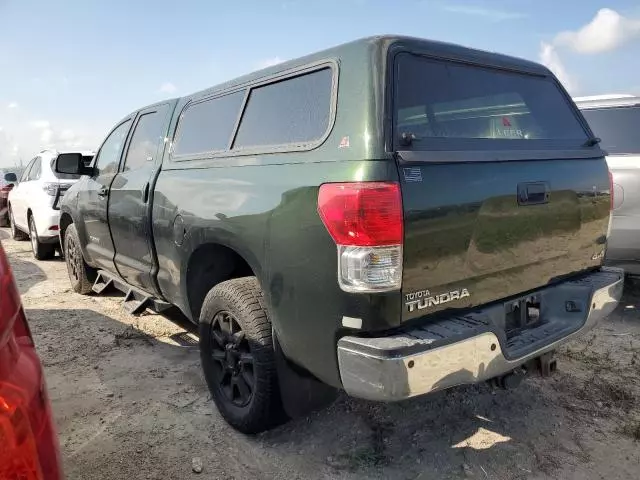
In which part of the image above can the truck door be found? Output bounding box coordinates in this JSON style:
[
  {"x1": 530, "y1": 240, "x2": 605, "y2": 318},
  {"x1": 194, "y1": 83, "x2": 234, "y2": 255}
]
[
  {"x1": 79, "y1": 118, "x2": 133, "y2": 271},
  {"x1": 109, "y1": 102, "x2": 173, "y2": 294}
]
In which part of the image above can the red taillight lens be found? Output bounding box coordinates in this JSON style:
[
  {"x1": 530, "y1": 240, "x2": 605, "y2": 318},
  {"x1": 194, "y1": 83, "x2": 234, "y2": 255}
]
[
  {"x1": 317, "y1": 182, "x2": 404, "y2": 293},
  {"x1": 317, "y1": 182, "x2": 403, "y2": 246},
  {"x1": 609, "y1": 170, "x2": 614, "y2": 211},
  {"x1": 0, "y1": 244, "x2": 62, "y2": 480}
]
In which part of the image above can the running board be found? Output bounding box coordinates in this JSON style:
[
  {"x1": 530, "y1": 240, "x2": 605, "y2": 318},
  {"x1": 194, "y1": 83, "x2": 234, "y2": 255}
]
[{"x1": 92, "y1": 270, "x2": 172, "y2": 316}]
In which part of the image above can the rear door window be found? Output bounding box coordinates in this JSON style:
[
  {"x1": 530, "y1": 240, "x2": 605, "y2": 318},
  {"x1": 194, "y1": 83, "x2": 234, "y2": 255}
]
[
  {"x1": 580, "y1": 106, "x2": 640, "y2": 155},
  {"x1": 28, "y1": 157, "x2": 42, "y2": 181},
  {"x1": 394, "y1": 53, "x2": 588, "y2": 151},
  {"x1": 20, "y1": 159, "x2": 35, "y2": 182},
  {"x1": 123, "y1": 108, "x2": 170, "y2": 171}
]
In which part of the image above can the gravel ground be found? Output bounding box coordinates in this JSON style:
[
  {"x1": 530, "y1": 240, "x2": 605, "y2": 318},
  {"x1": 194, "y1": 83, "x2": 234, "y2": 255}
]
[{"x1": 2, "y1": 228, "x2": 640, "y2": 479}]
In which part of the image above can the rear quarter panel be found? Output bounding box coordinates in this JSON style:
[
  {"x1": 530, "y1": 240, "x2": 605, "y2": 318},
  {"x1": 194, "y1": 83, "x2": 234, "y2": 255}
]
[{"x1": 153, "y1": 158, "x2": 401, "y2": 388}]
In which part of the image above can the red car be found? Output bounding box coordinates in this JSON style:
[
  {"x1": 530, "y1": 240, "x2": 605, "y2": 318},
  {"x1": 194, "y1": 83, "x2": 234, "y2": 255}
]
[{"x1": 0, "y1": 242, "x2": 63, "y2": 479}]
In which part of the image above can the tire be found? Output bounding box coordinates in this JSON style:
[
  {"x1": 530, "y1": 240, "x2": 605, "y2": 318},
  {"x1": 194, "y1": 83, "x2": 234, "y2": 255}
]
[
  {"x1": 9, "y1": 206, "x2": 28, "y2": 241},
  {"x1": 199, "y1": 277, "x2": 285, "y2": 434},
  {"x1": 28, "y1": 216, "x2": 56, "y2": 260},
  {"x1": 64, "y1": 223, "x2": 96, "y2": 294}
]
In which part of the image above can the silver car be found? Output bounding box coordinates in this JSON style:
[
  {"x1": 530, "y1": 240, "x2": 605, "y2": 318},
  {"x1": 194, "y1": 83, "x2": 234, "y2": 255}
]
[{"x1": 575, "y1": 94, "x2": 640, "y2": 275}]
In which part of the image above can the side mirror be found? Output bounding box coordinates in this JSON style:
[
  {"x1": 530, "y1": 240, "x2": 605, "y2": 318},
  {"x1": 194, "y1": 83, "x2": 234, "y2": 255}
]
[
  {"x1": 55, "y1": 153, "x2": 93, "y2": 176},
  {"x1": 3, "y1": 173, "x2": 18, "y2": 184}
]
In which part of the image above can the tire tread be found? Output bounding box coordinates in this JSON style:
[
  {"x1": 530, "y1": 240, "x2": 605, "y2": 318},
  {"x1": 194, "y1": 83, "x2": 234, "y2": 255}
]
[{"x1": 199, "y1": 276, "x2": 285, "y2": 434}]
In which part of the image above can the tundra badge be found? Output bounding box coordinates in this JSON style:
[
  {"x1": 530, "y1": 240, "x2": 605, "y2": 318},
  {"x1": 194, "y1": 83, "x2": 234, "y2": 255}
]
[{"x1": 405, "y1": 288, "x2": 470, "y2": 312}]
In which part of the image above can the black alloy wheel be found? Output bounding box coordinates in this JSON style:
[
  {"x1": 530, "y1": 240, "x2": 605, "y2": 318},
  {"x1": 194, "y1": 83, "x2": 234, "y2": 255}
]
[{"x1": 208, "y1": 310, "x2": 255, "y2": 407}]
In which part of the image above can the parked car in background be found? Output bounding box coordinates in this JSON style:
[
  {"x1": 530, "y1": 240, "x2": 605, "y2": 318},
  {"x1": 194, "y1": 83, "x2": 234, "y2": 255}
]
[
  {"x1": 8, "y1": 149, "x2": 94, "y2": 260},
  {"x1": 0, "y1": 242, "x2": 63, "y2": 479},
  {"x1": 0, "y1": 168, "x2": 23, "y2": 226},
  {"x1": 575, "y1": 94, "x2": 640, "y2": 275},
  {"x1": 55, "y1": 35, "x2": 623, "y2": 433}
]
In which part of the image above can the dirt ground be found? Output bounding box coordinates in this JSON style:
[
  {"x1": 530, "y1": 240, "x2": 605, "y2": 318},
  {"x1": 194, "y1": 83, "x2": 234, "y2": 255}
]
[{"x1": 2, "y1": 228, "x2": 640, "y2": 480}]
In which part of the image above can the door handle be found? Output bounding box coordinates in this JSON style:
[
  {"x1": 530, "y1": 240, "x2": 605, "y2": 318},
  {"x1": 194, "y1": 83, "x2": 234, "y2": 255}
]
[
  {"x1": 142, "y1": 182, "x2": 150, "y2": 204},
  {"x1": 517, "y1": 182, "x2": 550, "y2": 206},
  {"x1": 97, "y1": 186, "x2": 108, "y2": 198}
]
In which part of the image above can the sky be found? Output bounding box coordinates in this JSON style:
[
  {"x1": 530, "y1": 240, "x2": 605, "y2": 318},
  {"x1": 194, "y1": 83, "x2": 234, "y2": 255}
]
[{"x1": 1, "y1": 0, "x2": 640, "y2": 167}]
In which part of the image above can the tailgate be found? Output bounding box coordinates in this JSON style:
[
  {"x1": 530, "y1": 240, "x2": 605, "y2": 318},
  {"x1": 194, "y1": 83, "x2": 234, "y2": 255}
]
[
  {"x1": 391, "y1": 51, "x2": 610, "y2": 321},
  {"x1": 399, "y1": 157, "x2": 610, "y2": 321}
]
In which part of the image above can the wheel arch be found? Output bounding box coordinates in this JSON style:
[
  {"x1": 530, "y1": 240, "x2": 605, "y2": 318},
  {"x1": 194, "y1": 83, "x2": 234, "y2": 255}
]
[
  {"x1": 183, "y1": 242, "x2": 258, "y2": 323},
  {"x1": 58, "y1": 209, "x2": 94, "y2": 266},
  {"x1": 59, "y1": 211, "x2": 74, "y2": 244}
]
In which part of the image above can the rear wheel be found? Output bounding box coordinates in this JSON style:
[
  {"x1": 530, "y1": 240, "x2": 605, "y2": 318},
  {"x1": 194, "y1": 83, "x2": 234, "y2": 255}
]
[
  {"x1": 28, "y1": 216, "x2": 55, "y2": 260},
  {"x1": 199, "y1": 277, "x2": 285, "y2": 434},
  {"x1": 64, "y1": 223, "x2": 96, "y2": 294},
  {"x1": 9, "y1": 206, "x2": 27, "y2": 241}
]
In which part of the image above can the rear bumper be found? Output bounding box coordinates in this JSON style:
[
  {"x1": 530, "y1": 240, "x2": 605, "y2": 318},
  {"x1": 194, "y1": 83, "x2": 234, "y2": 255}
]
[
  {"x1": 337, "y1": 268, "x2": 624, "y2": 401},
  {"x1": 32, "y1": 207, "x2": 60, "y2": 241}
]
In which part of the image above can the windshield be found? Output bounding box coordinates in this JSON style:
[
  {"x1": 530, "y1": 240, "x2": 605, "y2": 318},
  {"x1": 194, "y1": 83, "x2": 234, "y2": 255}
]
[
  {"x1": 394, "y1": 53, "x2": 588, "y2": 151},
  {"x1": 581, "y1": 106, "x2": 640, "y2": 155}
]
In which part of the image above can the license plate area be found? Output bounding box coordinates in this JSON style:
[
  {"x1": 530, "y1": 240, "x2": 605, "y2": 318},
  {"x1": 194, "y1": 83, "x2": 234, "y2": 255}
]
[{"x1": 504, "y1": 294, "x2": 542, "y2": 339}]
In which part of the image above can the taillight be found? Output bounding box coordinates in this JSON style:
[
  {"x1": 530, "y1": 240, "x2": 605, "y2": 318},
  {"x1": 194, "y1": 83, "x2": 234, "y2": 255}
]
[
  {"x1": 609, "y1": 170, "x2": 614, "y2": 211},
  {"x1": 0, "y1": 244, "x2": 62, "y2": 480},
  {"x1": 317, "y1": 182, "x2": 403, "y2": 292},
  {"x1": 42, "y1": 183, "x2": 58, "y2": 196}
]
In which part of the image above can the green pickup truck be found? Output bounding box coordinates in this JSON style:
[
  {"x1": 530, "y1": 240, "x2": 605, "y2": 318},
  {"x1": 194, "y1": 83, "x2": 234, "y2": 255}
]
[{"x1": 54, "y1": 35, "x2": 623, "y2": 433}]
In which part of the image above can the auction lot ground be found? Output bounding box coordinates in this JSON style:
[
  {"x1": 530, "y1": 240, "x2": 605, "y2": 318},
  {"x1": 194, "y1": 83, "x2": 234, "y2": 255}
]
[{"x1": 2, "y1": 228, "x2": 639, "y2": 480}]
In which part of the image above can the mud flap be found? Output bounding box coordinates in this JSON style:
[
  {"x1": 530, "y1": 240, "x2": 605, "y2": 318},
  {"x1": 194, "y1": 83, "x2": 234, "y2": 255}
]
[{"x1": 273, "y1": 333, "x2": 338, "y2": 419}]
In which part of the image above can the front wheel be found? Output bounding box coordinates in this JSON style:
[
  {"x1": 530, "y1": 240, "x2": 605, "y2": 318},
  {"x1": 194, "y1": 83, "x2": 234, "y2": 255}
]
[
  {"x1": 29, "y1": 216, "x2": 55, "y2": 260},
  {"x1": 199, "y1": 277, "x2": 285, "y2": 434},
  {"x1": 64, "y1": 223, "x2": 96, "y2": 294}
]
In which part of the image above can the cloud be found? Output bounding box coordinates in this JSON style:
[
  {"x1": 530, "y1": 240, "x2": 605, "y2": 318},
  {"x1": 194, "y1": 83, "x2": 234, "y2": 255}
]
[
  {"x1": 537, "y1": 8, "x2": 640, "y2": 94},
  {"x1": 0, "y1": 116, "x2": 97, "y2": 166},
  {"x1": 30, "y1": 121, "x2": 86, "y2": 149},
  {"x1": 539, "y1": 42, "x2": 577, "y2": 93},
  {"x1": 440, "y1": 4, "x2": 527, "y2": 22},
  {"x1": 256, "y1": 57, "x2": 284, "y2": 69},
  {"x1": 30, "y1": 120, "x2": 51, "y2": 129},
  {"x1": 554, "y1": 8, "x2": 640, "y2": 54},
  {"x1": 0, "y1": 127, "x2": 21, "y2": 164},
  {"x1": 7, "y1": 102, "x2": 18, "y2": 109},
  {"x1": 158, "y1": 82, "x2": 177, "y2": 94}
]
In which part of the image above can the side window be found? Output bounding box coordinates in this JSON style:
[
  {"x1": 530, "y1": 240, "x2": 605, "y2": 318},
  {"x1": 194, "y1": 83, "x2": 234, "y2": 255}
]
[
  {"x1": 173, "y1": 91, "x2": 244, "y2": 156},
  {"x1": 20, "y1": 158, "x2": 36, "y2": 182},
  {"x1": 29, "y1": 157, "x2": 42, "y2": 181},
  {"x1": 581, "y1": 106, "x2": 640, "y2": 155},
  {"x1": 94, "y1": 120, "x2": 132, "y2": 175},
  {"x1": 122, "y1": 110, "x2": 168, "y2": 171},
  {"x1": 233, "y1": 68, "x2": 333, "y2": 149}
]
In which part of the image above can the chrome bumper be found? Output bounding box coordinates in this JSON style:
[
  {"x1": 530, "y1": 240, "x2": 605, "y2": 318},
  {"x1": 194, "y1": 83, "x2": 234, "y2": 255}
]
[{"x1": 337, "y1": 268, "x2": 624, "y2": 402}]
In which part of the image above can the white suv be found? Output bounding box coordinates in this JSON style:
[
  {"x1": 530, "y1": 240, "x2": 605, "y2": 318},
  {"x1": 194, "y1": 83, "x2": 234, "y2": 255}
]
[{"x1": 8, "y1": 149, "x2": 94, "y2": 260}]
